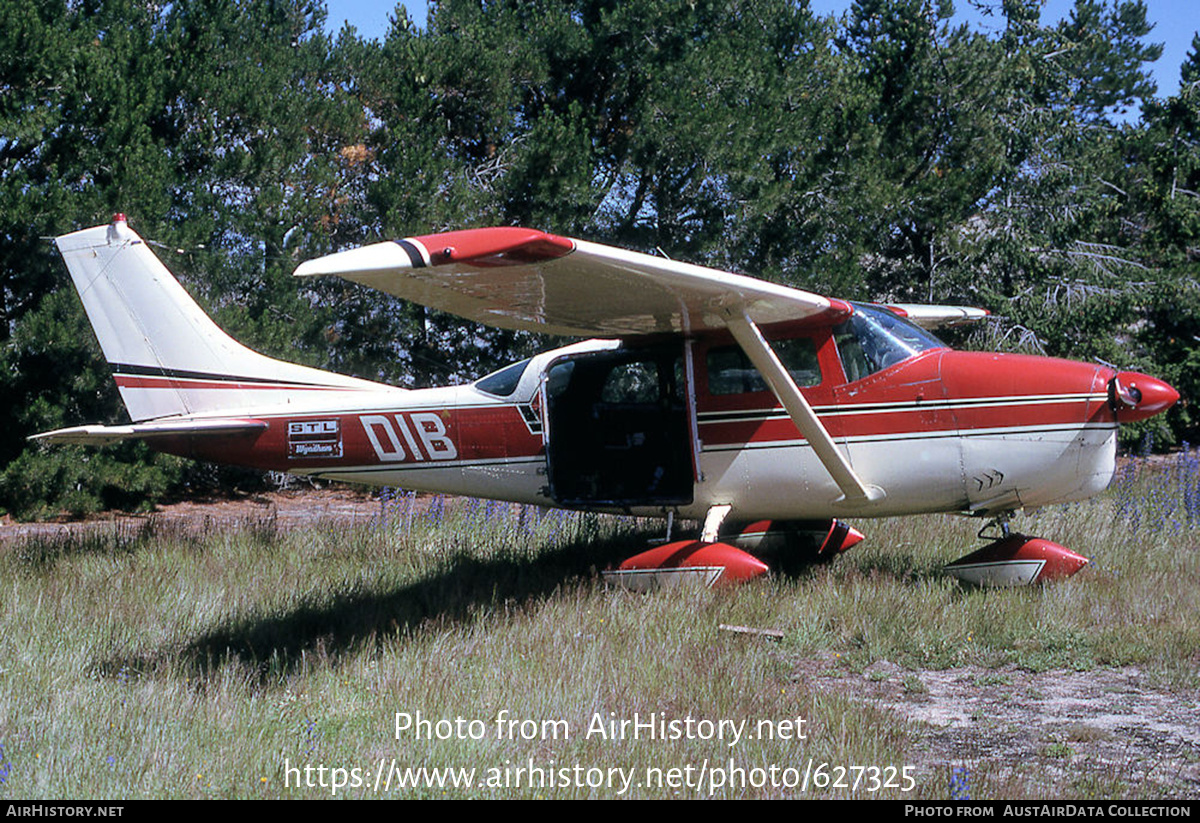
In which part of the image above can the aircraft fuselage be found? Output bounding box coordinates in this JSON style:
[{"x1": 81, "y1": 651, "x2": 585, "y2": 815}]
[{"x1": 144, "y1": 330, "x2": 1158, "y2": 522}]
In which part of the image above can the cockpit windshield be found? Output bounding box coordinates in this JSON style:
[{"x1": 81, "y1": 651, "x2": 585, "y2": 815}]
[
  {"x1": 474, "y1": 358, "x2": 531, "y2": 397},
  {"x1": 834, "y1": 303, "x2": 946, "y2": 382}
]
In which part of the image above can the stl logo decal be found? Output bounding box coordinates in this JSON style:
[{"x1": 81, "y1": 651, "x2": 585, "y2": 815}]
[
  {"x1": 360, "y1": 412, "x2": 458, "y2": 462},
  {"x1": 288, "y1": 419, "x2": 343, "y2": 459}
]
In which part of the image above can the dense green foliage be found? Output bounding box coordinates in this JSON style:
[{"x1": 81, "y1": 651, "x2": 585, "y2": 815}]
[{"x1": 1, "y1": 0, "x2": 1197, "y2": 518}]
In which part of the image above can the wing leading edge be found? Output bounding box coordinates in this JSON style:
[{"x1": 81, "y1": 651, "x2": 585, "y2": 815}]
[{"x1": 294, "y1": 227, "x2": 848, "y2": 337}]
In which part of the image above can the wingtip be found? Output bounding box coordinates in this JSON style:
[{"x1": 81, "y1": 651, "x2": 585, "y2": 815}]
[
  {"x1": 292, "y1": 258, "x2": 326, "y2": 278},
  {"x1": 293, "y1": 242, "x2": 411, "y2": 278}
]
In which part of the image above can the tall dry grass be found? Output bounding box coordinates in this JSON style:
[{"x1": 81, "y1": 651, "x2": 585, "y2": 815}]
[{"x1": 0, "y1": 456, "x2": 1196, "y2": 799}]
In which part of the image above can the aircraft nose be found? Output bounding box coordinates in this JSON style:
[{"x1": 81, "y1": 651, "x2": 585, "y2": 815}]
[{"x1": 1109, "y1": 372, "x2": 1179, "y2": 421}]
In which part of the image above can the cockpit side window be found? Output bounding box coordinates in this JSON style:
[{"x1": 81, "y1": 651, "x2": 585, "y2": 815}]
[
  {"x1": 833, "y1": 304, "x2": 946, "y2": 382},
  {"x1": 706, "y1": 337, "x2": 821, "y2": 395}
]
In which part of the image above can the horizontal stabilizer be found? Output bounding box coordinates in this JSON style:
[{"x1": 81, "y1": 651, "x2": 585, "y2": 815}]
[{"x1": 30, "y1": 418, "x2": 267, "y2": 446}]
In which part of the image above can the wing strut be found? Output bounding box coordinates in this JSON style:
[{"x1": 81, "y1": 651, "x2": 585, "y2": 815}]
[{"x1": 721, "y1": 308, "x2": 885, "y2": 508}]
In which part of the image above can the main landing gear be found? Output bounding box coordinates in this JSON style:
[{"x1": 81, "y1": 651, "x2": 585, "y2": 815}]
[{"x1": 601, "y1": 513, "x2": 866, "y2": 590}]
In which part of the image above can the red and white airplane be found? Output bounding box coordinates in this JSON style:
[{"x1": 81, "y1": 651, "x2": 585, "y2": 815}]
[{"x1": 37, "y1": 215, "x2": 1178, "y2": 586}]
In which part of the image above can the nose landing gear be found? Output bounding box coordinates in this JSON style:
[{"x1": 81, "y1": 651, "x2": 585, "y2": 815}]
[{"x1": 944, "y1": 514, "x2": 1089, "y2": 586}]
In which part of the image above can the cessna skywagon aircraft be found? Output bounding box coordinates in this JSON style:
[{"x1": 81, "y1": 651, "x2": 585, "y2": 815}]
[{"x1": 37, "y1": 215, "x2": 1179, "y2": 586}]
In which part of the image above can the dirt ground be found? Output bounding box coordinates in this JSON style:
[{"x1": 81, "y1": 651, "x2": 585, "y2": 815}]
[
  {"x1": 791, "y1": 657, "x2": 1200, "y2": 799},
  {"x1": 4, "y1": 488, "x2": 1198, "y2": 799},
  {"x1": 0, "y1": 487, "x2": 384, "y2": 544}
]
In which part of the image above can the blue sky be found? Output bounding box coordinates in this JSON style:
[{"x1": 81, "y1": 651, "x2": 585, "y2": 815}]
[{"x1": 324, "y1": 0, "x2": 1198, "y2": 97}]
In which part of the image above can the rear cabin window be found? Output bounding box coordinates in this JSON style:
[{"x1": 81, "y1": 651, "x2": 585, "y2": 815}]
[
  {"x1": 474, "y1": 358, "x2": 530, "y2": 397},
  {"x1": 706, "y1": 337, "x2": 821, "y2": 395}
]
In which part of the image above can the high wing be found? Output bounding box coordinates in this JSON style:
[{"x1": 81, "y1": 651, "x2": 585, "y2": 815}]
[
  {"x1": 297, "y1": 229, "x2": 993, "y2": 507},
  {"x1": 294, "y1": 228, "x2": 847, "y2": 337},
  {"x1": 297, "y1": 228, "x2": 892, "y2": 506}
]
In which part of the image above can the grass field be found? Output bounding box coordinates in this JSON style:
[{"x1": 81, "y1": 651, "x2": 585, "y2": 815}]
[{"x1": 0, "y1": 456, "x2": 1198, "y2": 799}]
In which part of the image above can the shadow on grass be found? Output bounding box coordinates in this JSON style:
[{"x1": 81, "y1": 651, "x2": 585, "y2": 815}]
[
  {"x1": 87, "y1": 515, "x2": 979, "y2": 686},
  {"x1": 97, "y1": 527, "x2": 639, "y2": 685}
]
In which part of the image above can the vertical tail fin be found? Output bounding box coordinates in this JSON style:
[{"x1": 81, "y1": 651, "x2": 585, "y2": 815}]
[{"x1": 55, "y1": 215, "x2": 386, "y2": 422}]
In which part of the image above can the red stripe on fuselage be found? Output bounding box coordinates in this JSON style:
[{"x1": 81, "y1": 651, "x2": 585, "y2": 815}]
[
  {"x1": 696, "y1": 350, "x2": 1114, "y2": 447},
  {"x1": 147, "y1": 404, "x2": 545, "y2": 471},
  {"x1": 699, "y1": 396, "x2": 1108, "y2": 447},
  {"x1": 140, "y1": 350, "x2": 1118, "y2": 471}
]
